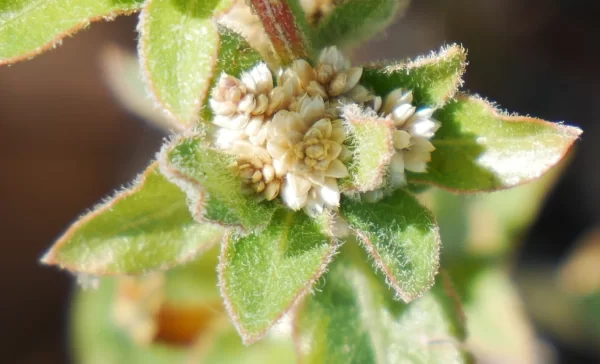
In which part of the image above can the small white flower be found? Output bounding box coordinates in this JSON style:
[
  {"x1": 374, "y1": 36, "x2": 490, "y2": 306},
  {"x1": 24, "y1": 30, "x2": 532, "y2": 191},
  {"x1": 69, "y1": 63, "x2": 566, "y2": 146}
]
[
  {"x1": 381, "y1": 88, "x2": 440, "y2": 187},
  {"x1": 207, "y1": 47, "x2": 438, "y2": 213},
  {"x1": 266, "y1": 96, "x2": 349, "y2": 213},
  {"x1": 231, "y1": 141, "x2": 283, "y2": 201},
  {"x1": 210, "y1": 63, "x2": 294, "y2": 149}
]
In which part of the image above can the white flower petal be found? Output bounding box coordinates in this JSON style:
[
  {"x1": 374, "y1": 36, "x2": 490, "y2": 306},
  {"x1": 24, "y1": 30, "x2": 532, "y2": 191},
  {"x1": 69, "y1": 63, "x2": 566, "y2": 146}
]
[
  {"x1": 393, "y1": 130, "x2": 412, "y2": 150},
  {"x1": 304, "y1": 192, "x2": 325, "y2": 217},
  {"x1": 281, "y1": 174, "x2": 311, "y2": 210},
  {"x1": 407, "y1": 118, "x2": 439, "y2": 139},
  {"x1": 403, "y1": 148, "x2": 429, "y2": 173},
  {"x1": 392, "y1": 103, "x2": 416, "y2": 125},
  {"x1": 213, "y1": 114, "x2": 249, "y2": 129},
  {"x1": 389, "y1": 152, "x2": 406, "y2": 187},
  {"x1": 325, "y1": 159, "x2": 349, "y2": 178},
  {"x1": 318, "y1": 178, "x2": 341, "y2": 206}
]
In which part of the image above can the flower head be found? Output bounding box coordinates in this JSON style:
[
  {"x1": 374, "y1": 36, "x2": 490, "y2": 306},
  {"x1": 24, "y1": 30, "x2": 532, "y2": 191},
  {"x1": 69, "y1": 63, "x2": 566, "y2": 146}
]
[
  {"x1": 265, "y1": 96, "x2": 349, "y2": 214},
  {"x1": 381, "y1": 88, "x2": 440, "y2": 187},
  {"x1": 207, "y1": 47, "x2": 438, "y2": 213}
]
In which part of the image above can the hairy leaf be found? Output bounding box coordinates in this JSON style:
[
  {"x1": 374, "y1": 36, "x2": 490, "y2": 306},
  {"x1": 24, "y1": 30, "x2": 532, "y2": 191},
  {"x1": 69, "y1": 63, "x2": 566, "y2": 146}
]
[
  {"x1": 0, "y1": 0, "x2": 143, "y2": 65},
  {"x1": 361, "y1": 45, "x2": 467, "y2": 107},
  {"x1": 138, "y1": 0, "x2": 234, "y2": 127},
  {"x1": 312, "y1": 0, "x2": 409, "y2": 49},
  {"x1": 341, "y1": 189, "x2": 440, "y2": 302},
  {"x1": 219, "y1": 210, "x2": 338, "y2": 344},
  {"x1": 41, "y1": 163, "x2": 223, "y2": 275},
  {"x1": 408, "y1": 94, "x2": 582, "y2": 192},
  {"x1": 294, "y1": 245, "x2": 470, "y2": 364},
  {"x1": 159, "y1": 134, "x2": 277, "y2": 231},
  {"x1": 340, "y1": 104, "x2": 395, "y2": 192}
]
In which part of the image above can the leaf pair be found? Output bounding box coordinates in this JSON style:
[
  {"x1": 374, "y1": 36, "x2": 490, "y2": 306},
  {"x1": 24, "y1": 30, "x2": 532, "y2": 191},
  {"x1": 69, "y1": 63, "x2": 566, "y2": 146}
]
[
  {"x1": 1, "y1": 0, "x2": 262, "y2": 130},
  {"x1": 356, "y1": 45, "x2": 581, "y2": 193}
]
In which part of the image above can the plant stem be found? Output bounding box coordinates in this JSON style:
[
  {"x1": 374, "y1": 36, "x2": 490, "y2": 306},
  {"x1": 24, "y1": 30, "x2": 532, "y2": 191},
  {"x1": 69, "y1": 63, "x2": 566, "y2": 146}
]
[{"x1": 249, "y1": 0, "x2": 311, "y2": 64}]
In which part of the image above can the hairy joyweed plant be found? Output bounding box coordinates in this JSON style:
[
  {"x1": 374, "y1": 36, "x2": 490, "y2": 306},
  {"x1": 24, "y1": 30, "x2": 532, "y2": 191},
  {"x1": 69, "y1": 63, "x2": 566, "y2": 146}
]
[{"x1": 2, "y1": 0, "x2": 582, "y2": 361}]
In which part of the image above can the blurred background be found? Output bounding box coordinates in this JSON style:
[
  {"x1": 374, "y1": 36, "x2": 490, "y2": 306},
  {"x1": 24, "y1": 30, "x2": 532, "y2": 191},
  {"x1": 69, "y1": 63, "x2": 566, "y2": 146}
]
[{"x1": 1, "y1": 0, "x2": 599, "y2": 362}]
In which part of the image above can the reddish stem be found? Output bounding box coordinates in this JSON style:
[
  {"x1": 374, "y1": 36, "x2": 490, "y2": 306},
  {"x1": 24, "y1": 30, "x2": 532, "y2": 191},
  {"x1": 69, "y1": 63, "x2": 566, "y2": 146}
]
[{"x1": 249, "y1": 0, "x2": 310, "y2": 64}]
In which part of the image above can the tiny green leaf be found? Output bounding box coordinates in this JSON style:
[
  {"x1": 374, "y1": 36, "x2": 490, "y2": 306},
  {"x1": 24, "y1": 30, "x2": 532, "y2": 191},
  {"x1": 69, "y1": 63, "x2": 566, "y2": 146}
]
[
  {"x1": 213, "y1": 26, "x2": 263, "y2": 80},
  {"x1": 159, "y1": 134, "x2": 277, "y2": 231},
  {"x1": 294, "y1": 245, "x2": 470, "y2": 364},
  {"x1": 361, "y1": 45, "x2": 467, "y2": 108},
  {"x1": 340, "y1": 104, "x2": 395, "y2": 193},
  {"x1": 0, "y1": 0, "x2": 144, "y2": 65},
  {"x1": 311, "y1": 0, "x2": 409, "y2": 49},
  {"x1": 41, "y1": 163, "x2": 223, "y2": 275},
  {"x1": 218, "y1": 210, "x2": 338, "y2": 344},
  {"x1": 138, "y1": 0, "x2": 235, "y2": 127},
  {"x1": 408, "y1": 94, "x2": 582, "y2": 192},
  {"x1": 341, "y1": 189, "x2": 440, "y2": 302}
]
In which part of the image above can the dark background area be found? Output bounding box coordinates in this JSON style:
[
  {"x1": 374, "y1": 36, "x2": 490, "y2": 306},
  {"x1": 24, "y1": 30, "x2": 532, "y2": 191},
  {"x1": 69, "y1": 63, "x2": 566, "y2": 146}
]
[{"x1": 1, "y1": 0, "x2": 598, "y2": 362}]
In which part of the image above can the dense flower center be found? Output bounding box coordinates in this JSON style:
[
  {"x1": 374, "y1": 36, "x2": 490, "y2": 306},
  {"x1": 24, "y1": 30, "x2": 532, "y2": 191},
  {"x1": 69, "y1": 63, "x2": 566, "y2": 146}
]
[{"x1": 209, "y1": 47, "x2": 439, "y2": 214}]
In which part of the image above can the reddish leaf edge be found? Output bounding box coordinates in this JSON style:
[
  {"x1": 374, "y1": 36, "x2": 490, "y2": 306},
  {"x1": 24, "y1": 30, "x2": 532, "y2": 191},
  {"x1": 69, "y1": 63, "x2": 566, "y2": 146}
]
[
  {"x1": 0, "y1": 9, "x2": 141, "y2": 67},
  {"x1": 157, "y1": 132, "x2": 247, "y2": 232},
  {"x1": 217, "y1": 213, "x2": 341, "y2": 345},
  {"x1": 40, "y1": 161, "x2": 223, "y2": 276},
  {"x1": 361, "y1": 44, "x2": 468, "y2": 107},
  {"x1": 137, "y1": 0, "x2": 237, "y2": 129},
  {"x1": 407, "y1": 93, "x2": 583, "y2": 194}
]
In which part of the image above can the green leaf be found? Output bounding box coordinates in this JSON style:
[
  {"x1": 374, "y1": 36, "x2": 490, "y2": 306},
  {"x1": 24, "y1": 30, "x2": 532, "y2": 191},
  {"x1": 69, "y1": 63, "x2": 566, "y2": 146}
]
[
  {"x1": 340, "y1": 104, "x2": 395, "y2": 192},
  {"x1": 341, "y1": 189, "x2": 440, "y2": 302},
  {"x1": 462, "y1": 268, "x2": 541, "y2": 363},
  {"x1": 101, "y1": 46, "x2": 177, "y2": 132},
  {"x1": 219, "y1": 210, "x2": 338, "y2": 344},
  {"x1": 138, "y1": 0, "x2": 235, "y2": 127},
  {"x1": 408, "y1": 94, "x2": 582, "y2": 192},
  {"x1": 361, "y1": 45, "x2": 467, "y2": 108},
  {"x1": 0, "y1": 0, "x2": 143, "y2": 65},
  {"x1": 294, "y1": 245, "x2": 470, "y2": 364},
  {"x1": 311, "y1": 0, "x2": 409, "y2": 49},
  {"x1": 41, "y1": 162, "x2": 223, "y2": 275},
  {"x1": 424, "y1": 158, "x2": 564, "y2": 261},
  {"x1": 159, "y1": 134, "x2": 278, "y2": 231},
  {"x1": 213, "y1": 26, "x2": 263, "y2": 80}
]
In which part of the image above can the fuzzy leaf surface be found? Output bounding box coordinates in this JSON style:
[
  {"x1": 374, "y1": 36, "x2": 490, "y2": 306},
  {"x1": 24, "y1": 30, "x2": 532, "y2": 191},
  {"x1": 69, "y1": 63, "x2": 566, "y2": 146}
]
[
  {"x1": 294, "y1": 246, "x2": 469, "y2": 364},
  {"x1": 41, "y1": 163, "x2": 223, "y2": 275},
  {"x1": 138, "y1": 0, "x2": 234, "y2": 127},
  {"x1": 312, "y1": 0, "x2": 408, "y2": 49},
  {"x1": 219, "y1": 210, "x2": 337, "y2": 343},
  {"x1": 341, "y1": 105, "x2": 394, "y2": 192},
  {"x1": 361, "y1": 45, "x2": 467, "y2": 108},
  {"x1": 408, "y1": 95, "x2": 582, "y2": 192},
  {"x1": 341, "y1": 189, "x2": 440, "y2": 302},
  {"x1": 160, "y1": 135, "x2": 277, "y2": 231},
  {"x1": 0, "y1": 0, "x2": 143, "y2": 65}
]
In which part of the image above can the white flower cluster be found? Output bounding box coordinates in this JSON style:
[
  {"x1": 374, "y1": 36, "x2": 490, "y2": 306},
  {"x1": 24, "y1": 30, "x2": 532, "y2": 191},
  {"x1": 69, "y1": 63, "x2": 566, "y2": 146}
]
[{"x1": 209, "y1": 47, "x2": 439, "y2": 215}]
